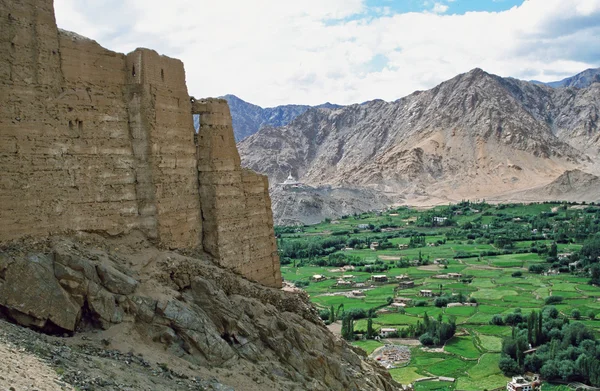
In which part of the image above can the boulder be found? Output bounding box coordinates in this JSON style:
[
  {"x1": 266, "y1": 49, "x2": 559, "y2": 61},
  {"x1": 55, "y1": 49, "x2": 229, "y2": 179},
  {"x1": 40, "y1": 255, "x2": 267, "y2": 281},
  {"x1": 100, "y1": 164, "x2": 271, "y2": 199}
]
[
  {"x1": 96, "y1": 264, "x2": 138, "y2": 295},
  {"x1": 0, "y1": 253, "x2": 80, "y2": 331}
]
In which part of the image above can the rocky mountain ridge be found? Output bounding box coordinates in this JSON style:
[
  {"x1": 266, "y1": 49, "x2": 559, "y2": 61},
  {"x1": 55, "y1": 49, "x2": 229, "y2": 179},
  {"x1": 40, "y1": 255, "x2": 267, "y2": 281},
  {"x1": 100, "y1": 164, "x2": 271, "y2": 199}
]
[
  {"x1": 194, "y1": 95, "x2": 341, "y2": 141},
  {"x1": 238, "y1": 68, "x2": 600, "y2": 224},
  {"x1": 532, "y1": 67, "x2": 600, "y2": 89}
]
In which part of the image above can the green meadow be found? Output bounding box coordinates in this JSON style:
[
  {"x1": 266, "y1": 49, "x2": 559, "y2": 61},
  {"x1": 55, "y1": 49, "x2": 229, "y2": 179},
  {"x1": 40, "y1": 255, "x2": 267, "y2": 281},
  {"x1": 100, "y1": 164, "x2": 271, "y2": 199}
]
[{"x1": 277, "y1": 201, "x2": 600, "y2": 389}]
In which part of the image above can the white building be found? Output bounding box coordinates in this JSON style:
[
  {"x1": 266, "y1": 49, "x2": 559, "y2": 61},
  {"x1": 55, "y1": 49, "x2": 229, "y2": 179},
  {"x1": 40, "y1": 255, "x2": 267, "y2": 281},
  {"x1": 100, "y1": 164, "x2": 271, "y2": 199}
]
[
  {"x1": 507, "y1": 376, "x2": 532, "y2": 391},
  {"x1": 280, "y1": 174, "x2": 302, "y2": 189},
  {"x1": 379, "y1": 328, "x2": 397, "y2": 337}
]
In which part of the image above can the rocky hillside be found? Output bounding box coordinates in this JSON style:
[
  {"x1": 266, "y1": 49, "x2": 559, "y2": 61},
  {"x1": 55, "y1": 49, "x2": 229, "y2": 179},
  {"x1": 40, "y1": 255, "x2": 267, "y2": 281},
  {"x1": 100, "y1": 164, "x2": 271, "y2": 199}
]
[
  {"x1": 506, "y1": 169, "x2": 600, "y2": 203},
  {"x1": 200, "y1": 95, "x2": 340, "y2": 141},
  {"x1": 271, "y1": 186, "x2": 394, "y2": 226},
  {"x1": 238, "y1": 68, "x2": 600, "y2": 223},
  {"x1": 533, "y1": 67, "x2": 600, "y2": 89},
  {"x1": 0, "y1": 232, "x2": 398, "y2": 391}
]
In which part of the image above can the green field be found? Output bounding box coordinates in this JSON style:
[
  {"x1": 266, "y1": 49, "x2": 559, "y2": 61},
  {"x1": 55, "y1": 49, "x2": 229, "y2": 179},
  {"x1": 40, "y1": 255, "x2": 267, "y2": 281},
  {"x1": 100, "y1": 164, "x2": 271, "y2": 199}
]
[{"x1": 277, "y1": 201, "x2": 600, "y2": 387}]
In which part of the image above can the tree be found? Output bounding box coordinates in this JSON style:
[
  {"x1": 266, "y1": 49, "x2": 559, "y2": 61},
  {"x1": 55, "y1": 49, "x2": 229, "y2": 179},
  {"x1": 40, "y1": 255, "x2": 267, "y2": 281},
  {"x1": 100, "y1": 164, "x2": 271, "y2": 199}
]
[
  {"x1": 490, "y1": 315, "x2": 504, "y2": 326},
  {"x1": 341, "y1": 314, "x2": 354, "y2": 341},
  {"x1": 498, "y1": 357, "x2": 520, "y2": 376},
  {"x1": 572, "y1": 309, "x2": 581, "y2": 320},
  {"x1": 581, "y1": 234, "x2": 600, "y2": 262},
  {"x1": 366, "y1": 315, "x2": 374, "y2": 339},
  {"x1": 588, "y1": 311, "x2": 596, "y2": 320},
  {"x1": 511, "y1": 271, "x2": 523, "y2": 278},
  {"x1": 330, "y1": 305, "x2": 336, "y2": 323},
  {"x1": 549, "y1": 242, "x2": 558, "y2": 258}
]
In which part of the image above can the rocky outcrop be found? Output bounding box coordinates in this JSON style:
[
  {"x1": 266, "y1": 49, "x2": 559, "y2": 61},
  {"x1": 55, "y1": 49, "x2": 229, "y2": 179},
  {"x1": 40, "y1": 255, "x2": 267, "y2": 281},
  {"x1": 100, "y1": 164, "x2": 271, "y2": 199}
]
[
  {"x1": 508, "y1": 169, "x2": 600, "y2": 203},
  {"x1": 0, "y1": 234, "x2": 399, "y2": 390},
  {"x1": 0, "y1": 0, "x2": 280, "y2": 288}
]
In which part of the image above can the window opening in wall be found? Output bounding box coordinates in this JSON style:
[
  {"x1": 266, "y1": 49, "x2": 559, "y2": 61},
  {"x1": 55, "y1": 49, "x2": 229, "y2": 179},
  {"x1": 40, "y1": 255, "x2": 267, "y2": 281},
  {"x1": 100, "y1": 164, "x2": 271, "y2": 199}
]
[
  {"x1": 132, "y1": 65, "x2": 136, "y2": 77},
  {"x1": 193, "y1": 114, "x2": 200, "y2": 145},
  {"x1": 68, "y1": 120, "x2": 74, "y2": 131},
  {"x1": 78, "y1": 121, "x2": 83, "y2": 131},
  {"x1": 161, "y1": 69, "x2": 164, "y2": 81}
]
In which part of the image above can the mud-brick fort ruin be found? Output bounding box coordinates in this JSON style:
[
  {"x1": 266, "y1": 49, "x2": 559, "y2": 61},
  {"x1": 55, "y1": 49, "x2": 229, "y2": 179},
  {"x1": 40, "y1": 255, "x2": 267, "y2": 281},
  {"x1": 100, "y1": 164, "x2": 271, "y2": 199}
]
[{"x1": 0, "y1": 0, "x2": 281, "y2": 288}]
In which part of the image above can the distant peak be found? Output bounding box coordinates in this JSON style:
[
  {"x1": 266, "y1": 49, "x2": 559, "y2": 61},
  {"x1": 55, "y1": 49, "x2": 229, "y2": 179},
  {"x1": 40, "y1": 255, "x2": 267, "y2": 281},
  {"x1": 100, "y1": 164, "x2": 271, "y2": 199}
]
[{"x1": 466, "y1": 67, "x2": 491, "y2": 78}]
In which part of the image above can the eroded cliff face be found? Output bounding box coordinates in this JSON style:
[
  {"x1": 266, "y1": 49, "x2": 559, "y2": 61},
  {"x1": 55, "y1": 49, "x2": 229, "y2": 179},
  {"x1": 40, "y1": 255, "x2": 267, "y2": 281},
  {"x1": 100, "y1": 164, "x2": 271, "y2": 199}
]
[{"x1": 0, "y1": 0, "x2": 280, "y2": 288}]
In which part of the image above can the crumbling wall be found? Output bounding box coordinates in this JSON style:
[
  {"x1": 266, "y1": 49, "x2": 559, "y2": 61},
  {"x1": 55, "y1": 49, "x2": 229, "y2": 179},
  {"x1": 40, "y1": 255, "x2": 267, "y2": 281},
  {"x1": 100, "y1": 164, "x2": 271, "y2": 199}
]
[
  {"x1": 0, "y1": 0, "x2": 140, "y2": 240},
  {"x1": 0, "y1": 0, "x2": 280, "y2": 287},
  {"x1": 125, "y1": 50, "x2": 201, "y2": 248},
  {"x1": 194, "y1": 99, "x2": 282, "y2": 288}
]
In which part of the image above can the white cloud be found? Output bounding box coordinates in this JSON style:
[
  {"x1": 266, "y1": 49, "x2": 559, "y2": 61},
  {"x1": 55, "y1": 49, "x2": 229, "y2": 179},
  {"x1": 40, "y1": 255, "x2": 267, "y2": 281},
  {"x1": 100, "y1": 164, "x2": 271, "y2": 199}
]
[
  {"x1": 432, "y1": 3, "x2": 449, "y2": 14},
  {"x1": 53, "y1": 0, "x2": 600, "y2": 107}
]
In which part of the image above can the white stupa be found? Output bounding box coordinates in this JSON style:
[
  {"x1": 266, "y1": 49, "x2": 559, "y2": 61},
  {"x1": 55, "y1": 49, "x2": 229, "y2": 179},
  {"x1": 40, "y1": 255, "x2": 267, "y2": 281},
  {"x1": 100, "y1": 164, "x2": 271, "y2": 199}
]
[{"x1": 281, "y1": 173, "x2": 301, "y2": 188}]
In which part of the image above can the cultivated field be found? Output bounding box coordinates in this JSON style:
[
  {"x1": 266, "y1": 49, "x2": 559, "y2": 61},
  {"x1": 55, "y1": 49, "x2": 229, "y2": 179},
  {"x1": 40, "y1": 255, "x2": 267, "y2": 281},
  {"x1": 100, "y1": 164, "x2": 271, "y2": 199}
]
[{"x1": 277, "y1": 202, "x2": 600, "y2": 389}]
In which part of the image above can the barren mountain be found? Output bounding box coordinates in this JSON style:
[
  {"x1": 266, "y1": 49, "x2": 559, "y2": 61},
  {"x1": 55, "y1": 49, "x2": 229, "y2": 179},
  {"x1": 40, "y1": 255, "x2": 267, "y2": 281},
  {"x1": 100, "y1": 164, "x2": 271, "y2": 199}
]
[
  {"x1": 271, "y1": 186, "x2": 394, "y2": 226},
  {"x1": 506, "y1": 169, "x2": 600, "y2": 203},
  {"x1": 199, "y1": 95, "x2": 341, "y2": 141},
  {"x1": 533, "y1": 67, "x2": 600, "y2": 89},
  {"x1": 238, "y1": 68, "x2": 600, "y2": 223}
]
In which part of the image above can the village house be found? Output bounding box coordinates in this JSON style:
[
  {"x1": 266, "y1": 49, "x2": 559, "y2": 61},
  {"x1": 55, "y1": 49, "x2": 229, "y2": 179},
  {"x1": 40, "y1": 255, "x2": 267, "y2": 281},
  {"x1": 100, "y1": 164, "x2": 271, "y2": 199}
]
[
  {"x1": 393, "y1": 297, "x2": 413, "y2": 304},
  {"x1": 398, "y1": 244, "x2": 409, "y2": 250},
  {"x1": 342, "y1": 274, "x2": 355, "y2": 279},
  {"x1": 506, "y1": 376, "x2": 533, "y2": 391},
  {"x1": 433, "y1": 216, "x2": 447, "y2": 224},
  {"x1": 398, "y1": 280, "x2": 415, "y2": 289},
  {"x1": 370, "y1": 242, "x2": 380, "y2": 251},
  {"x1": 395, "y1": 274, "x2": 409, "y2": 280},
  {"x1": 357, "y1": 224, "x2": 370, "y2": 230},
  {"x1": 558, "y1": 252, "x2": 573, "y2": 261},
  {"x1": 379, "y1": 328, "x2": 397, "y2": 338},
  {"x1": 311, "y1": 274, "x2": 327, "y2": 282},
  {"x1": 342, "y1": 265, "x2": 355, "y2": 271},
  {"x1": 336, "y1": 279, "x2": 353, "y2": 287},
  {"x1": 447, "y1": 302, "x2": 478, "y2": 308},
  {"x1": 351, "y1": 290, "x2": 365, "y2": 297},
  {"x1": 371, "y1": 275, "x2": 388, "y2": 283},
  {"x1": 390, "y1": 302, "x2": 406, "y2": 308},
  {"x1": 420, "y1": 290, "x2": 433, "y2": 297},
  {"x1": 448, "y1": 273, "x2": 462, "y2": 279}
]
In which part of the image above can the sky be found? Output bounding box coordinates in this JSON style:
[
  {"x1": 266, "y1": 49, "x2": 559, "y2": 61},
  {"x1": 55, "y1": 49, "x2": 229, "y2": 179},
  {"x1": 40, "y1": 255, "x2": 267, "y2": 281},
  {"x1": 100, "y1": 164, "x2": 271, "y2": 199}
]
[{"x1": 53, "y1": 0, "x2": 600, "y2": 107}]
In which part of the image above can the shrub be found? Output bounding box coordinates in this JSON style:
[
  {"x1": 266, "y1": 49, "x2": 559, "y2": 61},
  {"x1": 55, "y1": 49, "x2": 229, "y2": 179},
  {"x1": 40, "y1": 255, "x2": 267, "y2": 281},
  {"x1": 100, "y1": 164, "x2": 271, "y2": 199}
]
[
  {"x1": 434, "y1": 297, "x2": 449, "y2": 308},
  {"x1": 511, "y1": 271, "x2": 523, "y2": 277},
  {"x1": 319, "y1": 310, "x2": 330, "y2": 321},
  {"x1": 588, "y1": 311, "x2": 596, "y2": 320},
  {"x1": 529, "y1": 264, "x2": 546, "y2": 274},
  {"x1": 572, "y1": 309, "x2": 581, "y2": 320},
  {"x1": 545, "y1": 296, "x2": 564, "y2": 305},
  {"x1": 419, "y1": 333, "x2": 434, "y2": 346},
  {"x1": 490, "y1": 315, "x2": 504, "y2": 325}
]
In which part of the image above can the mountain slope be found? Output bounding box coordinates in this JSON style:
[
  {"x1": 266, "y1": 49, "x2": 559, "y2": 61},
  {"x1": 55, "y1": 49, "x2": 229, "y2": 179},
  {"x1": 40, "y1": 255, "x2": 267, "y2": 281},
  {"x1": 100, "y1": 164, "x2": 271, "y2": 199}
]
[
  {"x1": 199, "y1": 95, "x2": 341, "y2": 141},
  {"x1": 532, "y1": 68, "x2": 600, "y2": 89},
  {"x1": 238, "y1": 68, "x2": 600, "y2": 222}
]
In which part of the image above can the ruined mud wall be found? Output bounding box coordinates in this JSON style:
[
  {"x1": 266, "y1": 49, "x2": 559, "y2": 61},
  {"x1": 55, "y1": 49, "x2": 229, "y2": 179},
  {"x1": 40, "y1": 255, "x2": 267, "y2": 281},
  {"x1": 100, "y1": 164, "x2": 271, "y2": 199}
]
[
  {"x1": 194, "y1": 99, "x2": 282, "y2": 288},
  {"x1": 0, "y1": 0, "x2": 200, "y2": 248},
  {"x1": 0, "y1": 0, "x2": 281, "y2": 287}
]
